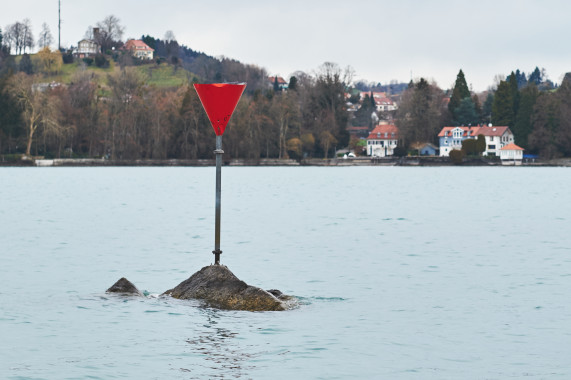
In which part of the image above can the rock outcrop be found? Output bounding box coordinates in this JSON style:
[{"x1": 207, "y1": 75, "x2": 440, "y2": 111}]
[
  {"x1": 163, "y1": 265, "x2": 288, "y2": 311},
  {"x1": 106, "y1": 277, "x2": 144, "y2": 296}
]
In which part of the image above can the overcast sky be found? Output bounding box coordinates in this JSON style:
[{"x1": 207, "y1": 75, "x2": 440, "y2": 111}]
[{"x1": 2, "y1": 0, "x2": 570, "y2": 92}]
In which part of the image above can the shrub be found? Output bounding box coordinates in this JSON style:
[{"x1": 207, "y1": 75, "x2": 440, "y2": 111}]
[
  {"x1": 82, "y1": 57, "x2": 93, "y2": 66},
  {"x1": 94, "y1": 54, "x2": 109, "y2": 68},
  {"x1": 393, "y1": 146, "x2": 406, "y2": 157},
  {"x1": 449, "y1": 149, "x2": 465, "y2": 165},
  {"x1": 461, "y1": 138, "x2": 478, "y2": 156},
  {"x1": 62, "y1": 52, "x2": 74, "y2": 64}
]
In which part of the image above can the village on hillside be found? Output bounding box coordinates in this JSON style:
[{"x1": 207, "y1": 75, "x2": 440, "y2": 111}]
[{"x1": 1, "y1": 16, "x2": 570, "y2": 166}]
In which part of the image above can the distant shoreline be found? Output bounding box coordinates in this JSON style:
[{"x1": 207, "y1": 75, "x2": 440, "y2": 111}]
[{"x1": 2, "y1": 157, "x2": 570, "y2": 167}]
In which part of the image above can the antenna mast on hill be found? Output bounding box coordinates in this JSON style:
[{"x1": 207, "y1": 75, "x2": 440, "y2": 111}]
[{"x1": 58, "y1": 0, "x2": 61, "y2": 50}]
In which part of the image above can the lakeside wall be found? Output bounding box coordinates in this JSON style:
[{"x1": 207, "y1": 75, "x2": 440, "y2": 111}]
[{"x1": 1, "y1": 156, "x2": 566, "y2": 167}]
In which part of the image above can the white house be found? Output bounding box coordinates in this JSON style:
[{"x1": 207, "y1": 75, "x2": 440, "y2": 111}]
[
  {"x1": 374, "y1": 97, "x2": 398, "y2": 112},
  {"x1": 438, "y1": 125, "x2": 515, "y2": 157},
  {"x1": 500, "y1": 143, "x2": 524, "y2": 165},
  {"x1": 123, "y1": 39, "x2": 154, "y2": 60},
  {"x1": 366, "y1": 124, "x2": 399, "y2": 157},
  {"x1": 74, "y1": 39, "x2": 100, "y2": 58},
  {"x1": 268, "y1": 76, "x2": 288, "y2": 90}
]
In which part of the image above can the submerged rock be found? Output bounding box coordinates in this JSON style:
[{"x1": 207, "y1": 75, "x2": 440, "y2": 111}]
[
  {"x1": 107, "y1": 277, "x2": 144, "y2": 296},
  {"x1": 163, "y1": 265, "x2": 287, "y2": 311}
]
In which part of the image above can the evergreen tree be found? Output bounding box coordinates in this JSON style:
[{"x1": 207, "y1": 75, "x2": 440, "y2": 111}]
[
  {"x1": 528, "y1": 67, "x2": 542, "y2": 85},
  {"x1": 455, "y1": 97, "x2": 478, "y2": 126},
  {"x1": 508, "y1": 71, "x2": 520, "y2": 117},
  {"x1": 512, "y1": 84, "x2": 538, "y2": 149},
  {"x1": 482, "y1": 93, "x2": 494, "y2": 124},
  {"x1": 472, "y1": 94, "x2": 482, "y2": 122},
  {"x1": 448, "y1": 69, "x2": 471, "y2": 123},
  {"x1": 288, "y1": 76, "x2": 298, "y2": 91},
  {"x1": 515, "y1": 69, "x2": 527, "y2": 88},
  {"x1": 273, "y1": 76, "x2": 280, "y2": 92},
  {"x1": 492, "y1": 80, "x2": 514, "y2": 126},
  {"x1": 141, "y1": 35, "x2": 156, "y2": 50}
]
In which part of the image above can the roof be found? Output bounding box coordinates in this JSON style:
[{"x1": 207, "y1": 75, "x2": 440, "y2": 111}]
[
  {"x1": 360, "y1": 91, "x2": 386, "y2": 99},
  {"x1": 438, "y1": 125, "x2": 511, "y2": 137},
  {"x1": 269, "y1": 76, "x2": 288, "y2": 85},
  {"x1": 500, "y1": 143, "x2": 524, "y2": 151},
  {"x1": 374, "y1": 97, "x2": 394, "y2": 105},
  {"x1": 123, "y1": 39, "x2": 154, "y2": 51},
  {"x1": 367, "y1": 124, "x2": 399, "y2": 140}
]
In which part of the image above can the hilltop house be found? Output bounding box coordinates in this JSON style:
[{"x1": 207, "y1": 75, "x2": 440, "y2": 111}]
[
  {"x1": 74, "y1": 39, "x2": 100, "y2": 58},
  {"x1": 366, "y1": 124, "x2": 399, "y2": 157},
  {"x1": 123, "y1": 39, "x2": 154, "y2": 60},
  {"x1": 438, "y1": 125, "x2": 515, "y2": 157},
  {"x1": 268, "y1": 76, "x2": 288, "y2": 90}
]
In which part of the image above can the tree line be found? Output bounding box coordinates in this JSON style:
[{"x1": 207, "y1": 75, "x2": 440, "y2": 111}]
[{"x1": 0, "y1": 57, "x2": 352, "y2": 160}]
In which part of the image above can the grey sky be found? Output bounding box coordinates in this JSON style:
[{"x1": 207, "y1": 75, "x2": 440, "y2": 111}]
[{"x1": 2, "y1": 0, "x2": 570, "y2": 91}]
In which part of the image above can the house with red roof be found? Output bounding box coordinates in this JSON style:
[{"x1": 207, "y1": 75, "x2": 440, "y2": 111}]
[
  {"x1": 438, "y1": 125, "x2": 515, "y2": 157},
  {"x1": 374, "y1": 97, "x2": 397, "y2": 112},
  {"x1": 499, "y1": 143, "x2": 524, "y2": 165},
  {"x1": 268, "y1": 76, "x2": 288, "y2": 90},
  {"x1": 123, "y1": 39, "x2": 154, "y2": 60},
  {"x1": 366, "y1": 124, "x2": 399, "y2": 157},
  {"x1": 358, "y1": 92, "x2": 398, "y2": 112}
]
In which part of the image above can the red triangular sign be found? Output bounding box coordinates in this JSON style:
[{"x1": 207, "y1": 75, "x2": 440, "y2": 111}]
[{"x1": 194, "y1": 83, "x2": 246, "y2": 136}]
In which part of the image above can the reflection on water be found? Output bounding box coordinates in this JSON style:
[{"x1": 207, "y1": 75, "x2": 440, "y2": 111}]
[{"x1": 183, "y1": 309, "x2": 255, "y2": 379}]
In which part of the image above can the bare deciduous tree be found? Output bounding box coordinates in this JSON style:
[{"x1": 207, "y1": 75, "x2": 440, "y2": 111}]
[
  {"x1": 8, "y1": 73, "x2": 62, "y2": 156},
  {"x1": 93, "y1": 15, "x2": 125, "y2": 52},
  {"x1": 38, "y1": 23, "x2": 53, "y2": 48}
]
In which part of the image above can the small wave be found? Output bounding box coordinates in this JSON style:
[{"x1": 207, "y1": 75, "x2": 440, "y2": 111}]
[{"x1": 297, "y1": 296, "x2": 346, "y2": 304}]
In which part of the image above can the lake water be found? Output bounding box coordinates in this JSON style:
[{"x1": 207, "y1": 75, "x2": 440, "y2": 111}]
[{"x1": 1, "y1": 166, "x2": 570, "y2": 379}]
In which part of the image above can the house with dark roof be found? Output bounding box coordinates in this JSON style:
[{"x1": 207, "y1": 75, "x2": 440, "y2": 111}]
[
  {"x1": 438, "y1": 125, "x2": 515, "y2": 157},
  {"x1": 366, "y1": 124, "x2": 399, "y2": 157},
  {"x1": 74, "y1": 39, "x2": 100, "y2": 58}
]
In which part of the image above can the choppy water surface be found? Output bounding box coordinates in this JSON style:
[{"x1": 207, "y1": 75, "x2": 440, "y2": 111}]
[{"x1": 1, "y1": 166, "x2": 570, "y2": 379}]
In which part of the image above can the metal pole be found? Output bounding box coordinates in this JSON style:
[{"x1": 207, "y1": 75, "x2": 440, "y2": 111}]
[{"x1": 213, "y1": 135, "x2": 223, "y2": 264}]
